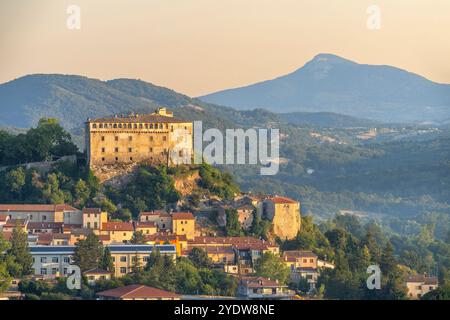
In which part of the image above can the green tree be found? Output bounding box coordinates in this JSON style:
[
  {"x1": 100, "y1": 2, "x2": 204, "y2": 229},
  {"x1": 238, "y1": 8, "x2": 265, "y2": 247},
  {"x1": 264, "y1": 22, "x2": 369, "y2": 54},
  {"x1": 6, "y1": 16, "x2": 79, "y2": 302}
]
[
  {"x1": 0, "y1": 235, "x2": 12, "y2": 292},
  {"x1": 73, "y1": 233, "x2": 103, "y2": 271},
  {"x1": 225, "y1": 209, "x2": 241, "y2": 236},
  {"x1": 188, "y1": 247, "x2": 211, "y2": 268},
  {"x1": 131, "y1": 231, "x2": 147, "y2": 244},
  {"x1": 6, "y1": 167, "x2": 26, "y2": 195},
  {"x1": 255, "y1": 252, "x2": 290, "y2": 284},
  {"x1": 8, "y1": 222, "x2": 33, "y2": 277},
  {"x1": 99, "y1": 247, "x2": 114, "y2": 272}
]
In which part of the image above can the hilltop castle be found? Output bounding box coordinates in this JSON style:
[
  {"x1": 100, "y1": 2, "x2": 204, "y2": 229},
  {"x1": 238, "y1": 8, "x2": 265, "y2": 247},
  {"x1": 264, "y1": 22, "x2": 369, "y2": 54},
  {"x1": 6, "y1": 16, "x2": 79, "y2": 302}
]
[{"x1": 85, "y1": 108, "x2": 193, "y2": 168}]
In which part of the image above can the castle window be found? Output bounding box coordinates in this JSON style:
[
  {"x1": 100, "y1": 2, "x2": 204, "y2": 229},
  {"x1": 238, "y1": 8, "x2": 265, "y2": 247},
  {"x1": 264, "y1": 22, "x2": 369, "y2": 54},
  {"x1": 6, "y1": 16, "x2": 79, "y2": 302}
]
[
  {"x1": 113, "y1": 124, "x2": 117, "y2": 128},
  {"x1": 130, "y1": 157, "x2": 133, "y2": 161},
  {"x1": 101, "y1": 147, "x2": 105, "y2": 152},
  {"x1": 92, "y1": 124, "x2": 97, "y2": 128},
  {"x1": 150, "y1": 124, "x2": 153, "y2": 129},
  {"x1": 128, "y1": 123, "x2": 132, "y2": 129},
  {"x1": 128, "y1": 136, "x2": 132, "y2": 141},
  {"x1": 128, "y1": 147, "x2": 132, "y2": 152},
  {"x1": 115, "y1": 136, "x2": 119, "y2": 141},
  {"x1": 115, "y1": 147, "x2": 119, "y2": 152},
  {"x1": 115, "y1": 157, "x2": 118, "y2": 161},
  {"x1": 139, "y1": 124, "x2": 143, "y2": 129},
  {"x1": 101, "y1": 157, "x2": 105, "y2": 161},
  {"x1": 165, "y1": 124, "x2": 168, "y2": 129},
  {"x1": 160, "y1": 124, "x2": 163, "y2": 129},
  {"x1": 145, "y1": 124, "x2": 148, "y2": 129},
  {"x1": 99, "y1": 124, "x2": 103, "y2": 128},
  {"x1": 118, "y1": 124, "x2": 122, "y2": 128},
  {"x1": 134, "y1": 124, "x2": 138, "y2": 129},
  {"x1": 149, "y1": 147, "x2": 153, "y2": 152},
  {"x1": 163, "y1": 136, "x2": 167, "y2": 141},
  {"x1": 101, "y1": 136, "x2": 105, "y2": 141}
]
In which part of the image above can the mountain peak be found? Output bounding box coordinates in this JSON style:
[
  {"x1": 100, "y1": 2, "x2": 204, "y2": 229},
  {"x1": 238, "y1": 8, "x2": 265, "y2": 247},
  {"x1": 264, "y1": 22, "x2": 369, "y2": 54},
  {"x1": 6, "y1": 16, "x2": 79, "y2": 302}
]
[{"x1": 309, "y1": 53, "x2": 356, "y2": 65}]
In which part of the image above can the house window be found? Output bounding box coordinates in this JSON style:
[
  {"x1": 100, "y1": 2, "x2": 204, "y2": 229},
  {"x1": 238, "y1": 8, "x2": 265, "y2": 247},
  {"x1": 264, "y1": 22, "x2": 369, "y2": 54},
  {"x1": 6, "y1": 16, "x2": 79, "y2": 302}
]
[
  {"x1": 52, "y1": 257, "x2": 58, "y2": 263},
  {"x1": 101, "y1": 136, "x2": 105, "y2": 141},
  {"x1": 41, "y1": 257, "x2": 47, "y2": 263},
  {"x1": 128, "y1": 136, "x2": 132, "y2": 141},
  {"x1": 123, "y1": 232, "x2": 126, "y2": 236},
  {"x1": 63, "y1": 268, "x2": 68, "y2": 275},
  {"x1": 112, "y1": 257, "x2": 116, "y2": 262},
  {"x1": 94, "y1": 222, "x2": 98, "y2": 229},
  {"x1": 87, "y1": 222, "x2": 91, "y2": 229},
  {"x1": 63, "y1": 257, "x2": 70, "y2": 263},
  {"x1": 120, "y1": 256, "x2": 127, "y2": 262},
  {"x1": 120, "y1": 267, "x2": 127, "y2": 274},
  {"x1": 102, "y1": 157, "x2": 105, "y2": 161},
  {"x1": 149, "y1": 136, "x2": 153, "y2": 141},
  {"x1": 162, "y1": 136, "x2": 167, "y2": 141},
  {"x1": 130, "y1": 157, "x2": 133, "y2": 161},
  {"x1": 101, "y1": 147, "x2": 105, "y2": 152},
  {"x1": 92, "y1": 124, "x2": 97, "y2": 128},
  {"x1": 52, "y1": 268, "x2": 58, "y2": 275},
  {"x1": 42, "y1": 215, "x2": 47, "y2": 221},
  {"x1": 115, "y1": 157, "x2": 118, "y2": 161},
  {"x1": 134, "y1": 124, "x2": 137, "y2": 129},
  {"x1": 149, "y1": 147, "x2": 153, "y2": 152},
  {"x1": 143, "y1": 256, "x2": 149, "y2": 262},
  {"x1": 115, "y1": 136, "x2": 119, "y2": 141},
  {"x1": 128, "y1": 147, "x2": 132, "y2": 152},
  {"x1": 139, "y1": 124, "x2": 143, "y2": 129},
  {"x1": 160, "y1": 124, "x2": 163, "y2": 129},
  {"x1": 41, "y1": 268, "x2": 47, "y2": 275},
  {"x1": 115, "y1": 147, "x2": 119, "y2": 152}
]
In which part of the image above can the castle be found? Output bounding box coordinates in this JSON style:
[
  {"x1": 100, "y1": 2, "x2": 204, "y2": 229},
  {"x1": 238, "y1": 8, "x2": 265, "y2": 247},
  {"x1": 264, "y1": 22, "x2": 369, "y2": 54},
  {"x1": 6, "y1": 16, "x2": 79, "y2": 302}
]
[{"x1": 85, "y1": 108, "x2": 193, "y2": 167}]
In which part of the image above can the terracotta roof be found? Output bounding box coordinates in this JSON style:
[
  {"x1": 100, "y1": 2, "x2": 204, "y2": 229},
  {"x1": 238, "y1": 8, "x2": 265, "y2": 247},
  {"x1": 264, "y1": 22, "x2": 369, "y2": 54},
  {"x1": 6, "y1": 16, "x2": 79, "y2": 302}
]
[
  {"x1": 102, "y1": 222, "x2": 134, "y2": 232},
  {"x1": 0, "y1": 204, "x2": 78, "y2": 212},
  {"x1": 267, "y1": 196, "x2": 298, "y2": 204},
  {"x1": 190, "y1": 236, "x2": 276, "y2": 247},
  {"x1": 37, "y1": 233, "x2": 53, "y2": 245},
  {"x1": 283, "y1": 250, "x2": 318, "y2": 259},
  {"x1": 82, "y1": 208, "x2": 102, "y2": 214},
  {"x1": 89, "y1": 113, "x2": 189, "y2": 124},
  {"x1": 405, "y1": 275, "x2": 438, "y2": 285},
  {"x1": 135, "y1": 221, "x2": 156, "y2": 228},
  {"x1": 139, "y1": 210, "x2": 171, "y2": 218},
  {"x1": 98, "y1": 234, "x2": 111, "y2": 241},
  {"x1": 4, "y1": 219, "x2": 28, "y2": 228},
  {"x1": 53, "y1": 233, "x2": 70, "y2": 240},
  {"x1": 146, "y1": 233, "x2": 187, "y2": 242},
  {"x1": 240, "y1": 276, "x2": 286, "y2": 288},
  {"x1": 63, "y1": 224, "x2": 82, "y2": 231},
  {"x1": 27, "y1": 222, "x2": 63, "y2": 230},
  {"x1": 84, "y1": 268, "x2": 112, "y2": 275},
  {"x1": 172, "y1": 212, "x2": 194, "y2": 220},
  {"x1": 96, "y1": 284, "x2": 179, "y2": 299},
  {"x1": 0, "y1": 214, "x2": 9, "y2": 222}
]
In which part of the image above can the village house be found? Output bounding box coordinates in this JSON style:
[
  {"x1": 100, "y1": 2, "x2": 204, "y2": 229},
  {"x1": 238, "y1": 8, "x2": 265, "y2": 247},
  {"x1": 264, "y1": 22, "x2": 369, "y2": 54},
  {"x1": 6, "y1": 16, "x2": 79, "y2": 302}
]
[
  {"x1": 84, "y1": 268, "x2": 113, "y2": 285},
  {"x1": 97, "y1": 284, "x2": 180, "y2": 300},
  {"x1": 101, "y1": 222, "x2": 134, "y2": 243},
  {"x1": 145, "y1": 233, "x2": 188, "y2": 256},
  {"x1": 139, "y1": 211, "x2": 172, "y2": 231},
  {"x1": 134, "y1": 221, "x2": 158, "y2": 235},
  {"x1": 0, "y1": 204, "x2": 82, "y2": 224},
  {"x1": 237, "y1": 276, "x2": 293, "y2": 300},
  {"x1": 171, "y1": 212, "x2": 195, "y2": 240},
  {"x1": 405, "y1": 275, "x2": 439, "y2": 299},
  {"x1": 82, "y1": 208, "x2": 108, "y2": 232},
  {"x1": 2, "y1": 219, "x2": 28, "y2": 233}
]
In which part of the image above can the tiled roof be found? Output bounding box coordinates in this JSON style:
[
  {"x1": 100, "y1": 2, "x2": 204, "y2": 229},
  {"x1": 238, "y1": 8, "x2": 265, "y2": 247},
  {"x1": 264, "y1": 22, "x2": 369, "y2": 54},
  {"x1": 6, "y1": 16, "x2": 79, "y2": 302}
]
[
  {"x1": 82, "y1": 208, "x2": 102, "y2": 214},
  {"x1": 172, "y1": 212, "x2": 194, "y2": 220},
  {"x1": 405, "y1": 275, "x2": 438, "y2": 285},
  {"x1": 0, "y1": 204, "x2": 78, "y2": 212},
  {"x1": 283, "y1": 250, "x2": 318, "y2": 259},
  {"x1": 135, "y1": 221, "x2": 157, "y2": 228},
  {"x1": 27, "y1": 222, "x2": 63, "y2": 230},
  {"x1": 37, "y1": 233, "x2": 53, "y2": 245},
  {"x1": 267, "y1": 196, "x2": 298, "y2": 204},
  {"x1": 84, "y1": 268, "x2": 112, "y2": 275},
  {"x1": 190, "y1": 236, "x2": 276, "y2": 247},
  {"x1": 146, "y1": 233, "x2": 187, "y2": 242},
  {"x1": 102, "y1": 222, "x2": 134, "y2": 231},
  {"x1": 240, "y1": 276, "x2": 286, "y2": 288},
  {"x1": 4, "y1": 219, "x2": 28, "y2": 228},
  {"x1": 139, "y1": 210, "x2": 171, "y2": 218},
  {"x1": 96, "y1": 284, "x2": 179, "y2": 299}
]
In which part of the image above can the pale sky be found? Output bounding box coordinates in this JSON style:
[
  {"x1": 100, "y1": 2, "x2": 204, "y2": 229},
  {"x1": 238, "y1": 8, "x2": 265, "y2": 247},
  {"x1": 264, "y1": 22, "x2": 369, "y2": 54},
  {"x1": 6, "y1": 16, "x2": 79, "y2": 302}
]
[{"x1": 1, "y1": 0, "x2": 449, "y2": 96}]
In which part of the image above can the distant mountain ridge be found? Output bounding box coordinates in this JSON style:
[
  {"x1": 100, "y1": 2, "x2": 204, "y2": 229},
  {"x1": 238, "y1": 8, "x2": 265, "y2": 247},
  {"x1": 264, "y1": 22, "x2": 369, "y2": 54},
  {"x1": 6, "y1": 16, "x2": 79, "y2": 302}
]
[
  {"x1": 199, "y1": 53, "x2": 450, "y2": 123},
  {"x1": 0, "y1": 73, "x2": 384, "y2": 132}
]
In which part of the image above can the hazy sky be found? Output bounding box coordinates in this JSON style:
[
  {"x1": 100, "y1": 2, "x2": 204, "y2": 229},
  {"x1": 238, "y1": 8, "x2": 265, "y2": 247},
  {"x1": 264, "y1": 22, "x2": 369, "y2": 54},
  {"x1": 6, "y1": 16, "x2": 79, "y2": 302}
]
[{"x1": 1, "y1": 0, "x2": 449, "y2": 96}]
